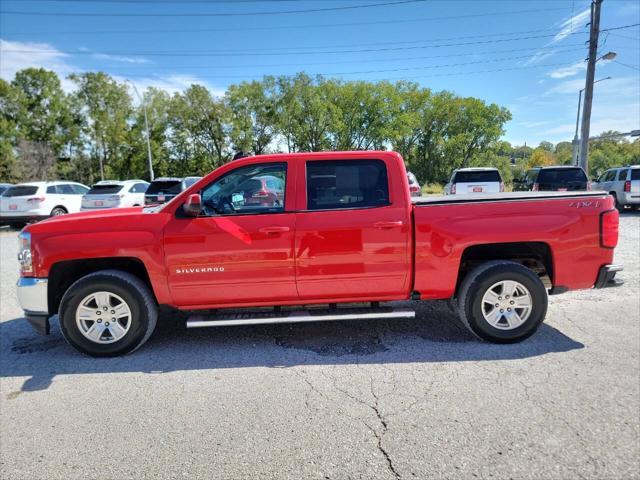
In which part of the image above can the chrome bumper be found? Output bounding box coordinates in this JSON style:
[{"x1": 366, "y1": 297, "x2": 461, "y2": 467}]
[{"x1": 17, "y1": 277, "x2": 49, "y2": 315}]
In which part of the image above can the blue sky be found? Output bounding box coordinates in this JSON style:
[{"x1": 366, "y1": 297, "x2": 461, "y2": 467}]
[{"x1": 1, "y1": 0, "x2": 638, "y2": 146}]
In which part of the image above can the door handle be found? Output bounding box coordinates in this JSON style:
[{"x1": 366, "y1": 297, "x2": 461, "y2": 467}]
[
  {"x1": 259, "y1": 226, "x2": 290, "y2": 234},
  {"x1": 373, "y1": 221, "x2": 404, "y2": 229}
]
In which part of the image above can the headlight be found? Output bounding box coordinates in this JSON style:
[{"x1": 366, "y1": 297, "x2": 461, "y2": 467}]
[{"x1": 17, "y1": 231, "x2": 33, "y2": 276}]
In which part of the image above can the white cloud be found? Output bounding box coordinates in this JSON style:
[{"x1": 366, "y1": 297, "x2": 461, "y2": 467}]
[
  {"x1": 114, "y1": 74, "x2": 226, "y2": 99},
  {"x1": 548, "y1": 60, "x2": 587, "y2": 78},
  {"x1": 92, "y1": 53, "x2": 151, "y2": 64},
  {"x1": 0, "y1": 38, "x2": 79, "y2": 91},
  {"x1": 553, "y1": 7, "x2": 591, "y2": 43},
  {"x1": 520, "y1": 120, "x2": 552, "y2": 128}
]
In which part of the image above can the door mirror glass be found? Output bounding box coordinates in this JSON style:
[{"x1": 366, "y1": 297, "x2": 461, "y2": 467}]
[{"x1": 183, "y1": 193, "x2": 203, "y2": 217}]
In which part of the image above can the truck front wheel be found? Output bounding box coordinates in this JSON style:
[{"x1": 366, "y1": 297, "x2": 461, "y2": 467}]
[
  {"x1": 58, "y1": 270, "x2": 157, "y2": 357},
  {"x1": 457, "y1": 261, "x2": 548, "y2": 343}
]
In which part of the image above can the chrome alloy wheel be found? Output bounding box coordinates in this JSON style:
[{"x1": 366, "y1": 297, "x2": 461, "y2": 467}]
[
  {"x1": 75, "y1": 291, "x2": 132, "y2": 344},
  {"x1": 481, "y1": 280, "x2": 533, "y2": 330}
]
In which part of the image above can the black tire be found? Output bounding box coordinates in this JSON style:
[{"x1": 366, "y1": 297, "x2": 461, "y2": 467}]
[
  {"x1": 611, "y1": 193, "x2": 624, "y2": 212},
  {"x1": 457, "y1": 260, "x2": 548, "y2": 343},
  {"x1": 50, "y1": 206, "x2": 67, "y2": 217},
  {"x1": 59, "y1": 270, "x2": 157, "y2": 357}
]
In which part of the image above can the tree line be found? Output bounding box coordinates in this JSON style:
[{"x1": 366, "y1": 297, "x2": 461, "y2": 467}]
[{"x1": 1, "y1": 68, "x2": 637, "y2": 186}]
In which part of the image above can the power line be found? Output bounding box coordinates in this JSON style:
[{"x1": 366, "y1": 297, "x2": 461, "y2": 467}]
[
  {"x1": 1, "y1": 7, "x2": 574, "y2": 35},
  {"x1": 613, "y1": 60, "x2": 640, "y2": 71},
  {"x1": 1, "y1": 32, "x2": 593, "y2": 57},
  {"x1": 0, "y1": 0, "x2": 426, "y2": 17},
  {"x1": 62, "y1": 45, "x2": 586, "y2": 72}
]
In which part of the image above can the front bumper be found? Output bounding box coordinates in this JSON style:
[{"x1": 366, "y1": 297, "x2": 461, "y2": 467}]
[
  {"x1": 17, "y1": 277, "x2": 50, "y2": 335},
  {"x1": 594, "y1": 264, "x2": 624, "y2": 289}
]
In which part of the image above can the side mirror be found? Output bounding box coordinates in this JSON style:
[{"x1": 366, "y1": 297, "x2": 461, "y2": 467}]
[{"x1": 183, "y1": 193, "x2": 202, "y2": 217}]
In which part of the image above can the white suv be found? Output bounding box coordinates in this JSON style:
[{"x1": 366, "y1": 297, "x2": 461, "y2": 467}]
[
  {"x1": 592, "y1": 165, "x2": 640, "y2": 211},
  {"x1": 81, "y1": 180, "x2": 149, "y2": 211},
  {"x1": 0, "y1": 181, "x2": 90, "y2": 226},
  {"x1": 444, "y1": 168, "x2": 504, "y2": 195}
]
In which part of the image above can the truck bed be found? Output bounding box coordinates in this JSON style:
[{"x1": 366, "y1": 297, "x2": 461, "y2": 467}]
[{"x1": 412, "y1": 190, "x2": 607, "y2": 205}]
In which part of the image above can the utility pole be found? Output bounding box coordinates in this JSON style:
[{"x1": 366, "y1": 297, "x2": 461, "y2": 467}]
[
  {"x1": 572, "y1": 89, "x2": 583, "y2": 165},
  {"x1": 126, "y1": 80, "x2": 155, "y2": 181},
  {"x1": 578, "y1": 0, "x2": 602, "y2": 174}
]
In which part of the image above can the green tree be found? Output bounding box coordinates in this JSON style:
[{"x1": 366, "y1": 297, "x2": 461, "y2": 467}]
[
  {"x1": 69, "y1": 72, "x2": 133, "y2": 181},
  {"x1": 0, "y1": 79, "x2": 21, "y2": 182}
]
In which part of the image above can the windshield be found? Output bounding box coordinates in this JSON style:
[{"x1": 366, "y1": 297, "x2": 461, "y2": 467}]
[
  {"x1": 453, "y1": 170, "x2": 501, "y2": 183},
  {"x1": 3, "y1": 186, "x2": 39, "y2": 197},
  {"x1": 87, "y1": 184, "x2": 124, "y2": 195},
  {"x1": 146, "y1": 180, "x2": 183, "y2": 195},
  {"x1": 537, "y1": 168, "x2": 587, "y2": 183}
]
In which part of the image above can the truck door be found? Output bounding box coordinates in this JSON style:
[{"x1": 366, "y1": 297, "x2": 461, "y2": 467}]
[
  {"x1": 294, "y1": 158, "x2": 411, "y2": 301},
  {"x1": 163, "y1": 161, "x2": 297, "y2": 308}
]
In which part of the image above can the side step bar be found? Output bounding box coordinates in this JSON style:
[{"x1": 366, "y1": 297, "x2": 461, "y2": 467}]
[{"x1": 186, "y1": 306, "x2": 415, "y2": 328}]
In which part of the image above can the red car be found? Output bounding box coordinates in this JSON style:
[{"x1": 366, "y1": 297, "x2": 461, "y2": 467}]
[{"x1": 16, "y1": 151, "x2": 622, "y2": 356}]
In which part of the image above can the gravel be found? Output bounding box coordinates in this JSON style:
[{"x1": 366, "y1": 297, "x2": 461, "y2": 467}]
[{"x1": 1, "y1": 213, "x2": 639, "y2": 479}]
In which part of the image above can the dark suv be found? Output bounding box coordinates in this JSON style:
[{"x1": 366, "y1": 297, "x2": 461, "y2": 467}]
[
  {"x1": 514, "y1": 166, "x2": 589, "y2": 192},
  {"x1": 144, "y1": 177, "x2": 201, "y2": 205}
]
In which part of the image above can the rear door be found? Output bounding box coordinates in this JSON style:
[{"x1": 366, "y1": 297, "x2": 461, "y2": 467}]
[
  {"x1": 163, "y1": 161, "x2": 298, "y2": 307},
  {"x1": 294, "y1": 158, "x2": 411, "y2": 301},
  {"x1": 454, "y1": 170, "x2": 501, "y2": 194}
]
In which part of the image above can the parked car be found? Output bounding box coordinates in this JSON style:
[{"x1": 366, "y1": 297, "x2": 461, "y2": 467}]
[
  {"x1": 16, "y1": 151, "x2": 622, "y2": 356},
  {"x1": 0, "y1": 181, "x2": 89, "y2": 225},
  {"x1": 407, "y1": 171, "x2": 421, "y2": 197},
  {"x1": 81, "y1": 180, "x2": 149, "y2": 211},
  {"x1": 0, "y1": 183, "x2": 12, "y2": 196},
  {"x1": 145, "y1": 177, "x2": 202, "y2": 205},
  {"x1": 444, "y1": 168, "x2": 503, "y2": 195},
  {"x1": 592, "y1": 165, "x2": 640, "y2": 211},
  {"x1": 514, "y1": 166, "x2": 589, "y2": 192}
]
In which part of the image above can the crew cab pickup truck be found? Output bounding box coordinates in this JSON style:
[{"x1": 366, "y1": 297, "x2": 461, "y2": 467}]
[{"x1": 16, "y1": 151, "x2": 623, "y2": 357}]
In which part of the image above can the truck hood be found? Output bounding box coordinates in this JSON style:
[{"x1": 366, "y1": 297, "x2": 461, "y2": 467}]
[{"x1": 24, "y1": 207, "x2": 166, "y2": 235}]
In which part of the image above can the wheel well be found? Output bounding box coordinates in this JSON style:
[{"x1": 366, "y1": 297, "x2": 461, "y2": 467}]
[
  {"x1": 48, "y1": 257, "x2": 153, "y2": 315},
  {"x1": 457, "y1": 242, "x2": 553, "y2": 292}
]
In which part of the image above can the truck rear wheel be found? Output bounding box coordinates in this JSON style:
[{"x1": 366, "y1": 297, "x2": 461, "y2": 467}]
[
  {"x1": 457, "y1": 261, "x2": 548, "y2": 343},
  {"x1": 58, "y1": 270, "x2": 157, "y2": 357}
]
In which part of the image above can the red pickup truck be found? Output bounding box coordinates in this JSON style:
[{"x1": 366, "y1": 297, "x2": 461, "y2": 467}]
[{"x1": 17, "y1": 151, "x2": 623, "y2": 356}]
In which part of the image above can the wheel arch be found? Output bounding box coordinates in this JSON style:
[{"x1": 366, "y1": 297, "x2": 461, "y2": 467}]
[
  {"x1": 48, "y1": 257, "x2": 154, "y2": 315},
  {"x1": 456, "y1": 241, "x2": 554, "y2": 294}
]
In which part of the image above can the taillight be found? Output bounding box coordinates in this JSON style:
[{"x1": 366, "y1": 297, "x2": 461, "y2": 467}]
[
  {"x1": 499, "y1": 182, "x2": 505, "y2": 192},
  {"x1": 600, "y1": 209, "x2": 619, "y2": 248},
  {"x1": 451, "y1": 184, "x2": 456, "y2": 194},
  {"x1": 532, "y1": 183, "x2": 539, "y2": 191},
  {"x1": 624, "y1": 180, "x2": 631, "y2": 192},
  {"x1": 27, "y1": 197, "x2": 45, "y2": 203},
  {"x1": 409, "y1": 185, "x2": 419, "y2": 193}
]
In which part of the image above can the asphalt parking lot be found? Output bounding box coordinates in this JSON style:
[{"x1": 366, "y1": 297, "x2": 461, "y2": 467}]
[{"x1": 1, "y1": 213, "x2": 639, "y2": 480}]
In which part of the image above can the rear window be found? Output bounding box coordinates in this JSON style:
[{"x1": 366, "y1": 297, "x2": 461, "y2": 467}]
[
  {"x1": 537, "y1": 168, "x2": 587, "y2": 184},
  {"x1": 306, "y1": 159, "x2": 389, "y2": 210},
  {"x1": 146, "y1": 180, "x2": 182, "y2": 195},
  {"x1": 632, "y1": 169, "x2": 640, "y2": 181},
  {"x1": 453, "y1": 170, "x2": 501, "y2": 183},
  {"x1": 87, "y1": 184, "x2": 124, "y2": 195},
  {"x1": 4, "y1": 186, "x2": 39, "y2": 197},
  {"x1": 184, "y1": 177, "x2": 201, "y2": 188}
]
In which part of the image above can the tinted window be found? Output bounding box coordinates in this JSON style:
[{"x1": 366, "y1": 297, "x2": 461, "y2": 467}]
[
  {"x1": 200, "y1": 163, "x2": 286, "y2": 215},
  {"x1": 46, "y1": 185, "x2": 59, "y2": 194},
  {"x1": 526, "y1": 170, "x2": 539, "y2": 183},
  {"x1": 631, "y1": 169, "x2": 640, "y2": 181},
  {"x1": 58, "y1": 184, "x2": 76, "y2": 194},
  {"x1": 537, "y1": 168, "x2": 587, "y2": 184},
  {"x1": 306, "y1": 159, "x2": 389, "y2": 210},
  {"x1": 453, "y1": 170, "x2": 501, "y2": 183},
  {"x1": 603, "y1": 170, "x2": 616, "y2": 182},
  {"x1": 184, "y1": 177, "x2": 201, "y2": 188},
  {"x1": 0, "y1": 185, "x2": 10, "y2": 195},
  {"x1": 616, "y1": 169, "x2": 628, "y2": 181},
  {"x1": 129, "y1": 183, "x2": 149, "y2": 193},
  {"x1": 71, "y1": 184, "x2": 89, "y2": 194},
  {"x1": 147, "y1": 180, "x2": 182, "y2": 195},
  {"x1": 87, "y1": 184, "x2": 124, "y2": 195},
  {"x1": 4, "y1": 186, "x2": 39, "y2": 197}
]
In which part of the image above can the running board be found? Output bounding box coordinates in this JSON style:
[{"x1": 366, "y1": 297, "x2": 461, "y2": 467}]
[{"x1": 186, "y1": 306, "x2": 415, "y2": 328}]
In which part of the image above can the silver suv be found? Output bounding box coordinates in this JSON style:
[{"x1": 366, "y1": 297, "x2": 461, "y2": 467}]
[{"x1": 592, "y1": 166, "x2": 640, "y2": 211}]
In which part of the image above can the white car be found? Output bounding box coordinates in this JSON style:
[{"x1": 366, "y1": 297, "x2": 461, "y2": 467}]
[
  {"x1": 0, "y1": 181, "x2": 90, "y2": 225},
  {"x1": 444, "y1": 168, "x2": 504, "y2": 195},
  {"x1": 81, "y1": 180, "x2": 149, "y2": 211}
]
